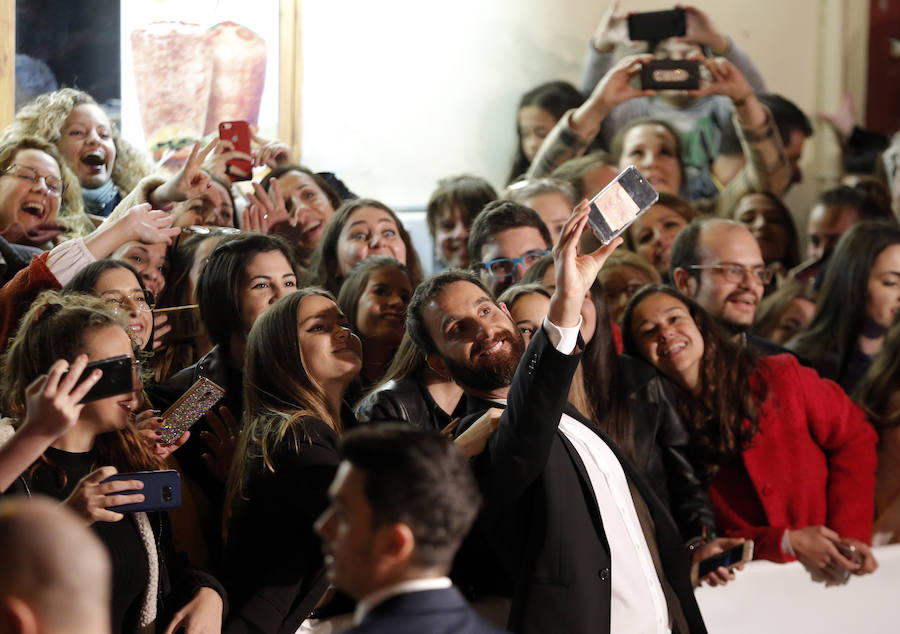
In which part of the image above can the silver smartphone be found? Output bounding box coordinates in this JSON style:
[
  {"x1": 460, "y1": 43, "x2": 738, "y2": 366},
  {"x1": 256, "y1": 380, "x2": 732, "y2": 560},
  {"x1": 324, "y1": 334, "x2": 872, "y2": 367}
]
[{"x1": 587, "y1": 165, "x2": 659, "y2": 244}]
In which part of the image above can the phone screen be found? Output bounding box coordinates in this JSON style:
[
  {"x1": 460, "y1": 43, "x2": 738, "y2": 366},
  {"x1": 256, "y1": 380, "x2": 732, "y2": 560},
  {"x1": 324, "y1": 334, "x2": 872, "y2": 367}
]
[{"x1": 593, "y1": 182, "x2": 640, "y2": 233}]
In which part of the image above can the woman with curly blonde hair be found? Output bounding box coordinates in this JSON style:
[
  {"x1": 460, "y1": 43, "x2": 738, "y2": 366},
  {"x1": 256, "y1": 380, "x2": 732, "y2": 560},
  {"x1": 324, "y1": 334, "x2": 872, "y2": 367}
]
[{"x1": 3, "y1": 88, "x2": 154, "y2": 229}]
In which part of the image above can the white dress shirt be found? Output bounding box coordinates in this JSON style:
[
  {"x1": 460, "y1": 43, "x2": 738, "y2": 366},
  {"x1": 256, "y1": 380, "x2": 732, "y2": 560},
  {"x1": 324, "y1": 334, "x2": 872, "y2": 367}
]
[{"x1": 512, "y1": 318, "x2": 672, "y2": 633}]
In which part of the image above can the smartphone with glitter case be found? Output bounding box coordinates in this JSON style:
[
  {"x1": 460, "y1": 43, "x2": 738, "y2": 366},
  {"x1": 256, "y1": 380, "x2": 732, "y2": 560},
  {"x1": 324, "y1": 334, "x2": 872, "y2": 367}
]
[{"x1": 159, "y1": 377, "x2": 225, "y2": 445}]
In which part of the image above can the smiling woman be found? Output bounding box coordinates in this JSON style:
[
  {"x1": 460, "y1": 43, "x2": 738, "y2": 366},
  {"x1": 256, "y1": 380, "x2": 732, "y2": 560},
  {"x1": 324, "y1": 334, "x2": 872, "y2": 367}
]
[
  {"x1": 224, "y1": 289, "x2": 361, "y2": 633},
  {"x1": 1, "y1": 88, "x2": 154, "y2": 227}
]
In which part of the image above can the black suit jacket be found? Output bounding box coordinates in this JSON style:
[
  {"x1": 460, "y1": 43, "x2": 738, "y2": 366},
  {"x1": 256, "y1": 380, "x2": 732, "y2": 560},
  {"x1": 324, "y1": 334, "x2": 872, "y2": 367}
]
[
  {"x1": 344, "y1": 587, "x2": 507, "y2": 634},
  {"x1": 457, "y1": 329, "x2": 706, "y2": 634}
]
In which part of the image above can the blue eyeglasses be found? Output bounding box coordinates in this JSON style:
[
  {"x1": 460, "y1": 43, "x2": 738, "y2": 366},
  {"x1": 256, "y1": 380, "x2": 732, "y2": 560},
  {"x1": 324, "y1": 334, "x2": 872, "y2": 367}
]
[{"x1": 477, "y1": 250, "x2": 550, "y2": 279}]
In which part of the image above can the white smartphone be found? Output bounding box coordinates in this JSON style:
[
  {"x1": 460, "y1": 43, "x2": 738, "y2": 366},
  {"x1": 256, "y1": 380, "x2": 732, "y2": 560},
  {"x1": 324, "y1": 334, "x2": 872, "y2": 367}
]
[{"x1": 587, "y1": 165, "x2": 660, "y2": 244}]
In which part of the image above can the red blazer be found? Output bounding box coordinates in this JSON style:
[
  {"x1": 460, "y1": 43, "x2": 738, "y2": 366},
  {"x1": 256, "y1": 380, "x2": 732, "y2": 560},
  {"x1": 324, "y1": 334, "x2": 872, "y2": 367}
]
[
  {"x1": 0, "y1": 252, "x2": 60, "y2": 351},
  {"x1": 709, "y1": 353, "x2": 877, "y2": 561}
]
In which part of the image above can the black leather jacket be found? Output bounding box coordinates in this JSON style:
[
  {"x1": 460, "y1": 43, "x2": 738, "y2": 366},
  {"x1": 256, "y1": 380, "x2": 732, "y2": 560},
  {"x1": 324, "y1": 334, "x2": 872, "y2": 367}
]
[
  {"x1": 355, "y1": 376, "x2": 464, "y2": 431},
  {"x1": 620, "y1": 354, "x2": 716, "y2": 542}
]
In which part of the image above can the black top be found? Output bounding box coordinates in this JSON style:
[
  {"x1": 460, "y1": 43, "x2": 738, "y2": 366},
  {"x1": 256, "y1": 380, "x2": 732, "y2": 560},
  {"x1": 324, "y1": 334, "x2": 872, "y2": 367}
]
[
  {"x1": 355, "y1": 375, "x2": 466, "y2": 431},
  {"x1": 223, "y1": 416, "x2": 341, "y2": 634},
  {"x1": 6, "y1": 447, "x2": 150, "y2": 634}
]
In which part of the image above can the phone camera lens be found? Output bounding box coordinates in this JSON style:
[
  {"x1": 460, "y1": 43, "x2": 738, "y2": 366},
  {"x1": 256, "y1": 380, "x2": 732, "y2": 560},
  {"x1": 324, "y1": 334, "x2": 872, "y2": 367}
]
[
  {"x1": 162, "y1": 486, "x2": 173, "y2": 502},
  {"x1": 232, "y1": 135, "x2": 239, "y2": 142}
]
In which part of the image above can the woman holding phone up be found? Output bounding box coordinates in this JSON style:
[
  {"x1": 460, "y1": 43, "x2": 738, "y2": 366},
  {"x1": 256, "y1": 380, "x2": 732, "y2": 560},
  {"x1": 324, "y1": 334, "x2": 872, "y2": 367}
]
[{"x1": 0, "y1": 291, "x2": 225, "y2": 634}]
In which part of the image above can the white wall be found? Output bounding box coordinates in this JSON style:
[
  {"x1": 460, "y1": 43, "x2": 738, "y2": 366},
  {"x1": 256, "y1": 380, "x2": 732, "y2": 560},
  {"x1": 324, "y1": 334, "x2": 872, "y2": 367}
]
[{"x1": 300, "y1": 0, "x2": 865, "y2": 228}]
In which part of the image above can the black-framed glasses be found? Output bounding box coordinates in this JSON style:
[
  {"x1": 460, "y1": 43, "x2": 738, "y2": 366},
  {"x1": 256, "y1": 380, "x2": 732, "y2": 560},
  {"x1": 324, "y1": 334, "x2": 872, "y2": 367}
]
[
  {"x1": 3, "y1": 164, "x2": 66, "y2": 195},
  {"x1": 478, "y1": 250, "x2": 550, "y2": 279},
  {"x1": 689, "y1": 263, "x2": 774, "y2": 285}
]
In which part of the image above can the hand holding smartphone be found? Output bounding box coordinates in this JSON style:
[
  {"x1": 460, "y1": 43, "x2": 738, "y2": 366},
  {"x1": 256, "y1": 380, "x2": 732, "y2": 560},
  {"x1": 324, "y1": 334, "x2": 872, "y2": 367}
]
[
  {"x1": 218, "y1": 120, "x2": 252, "y2": 181},
  {"x1": 159, "y1": 377, "x2": 226, "y2": 445},
  {"x1": 102, "y1": 469, "x2": 181, "y2": 513},
  {"x1": 61, "y1": 354, "x2": 135, "y2": 404},
  {"x1": 690, "y1": 540, "x2": 753, "y2": 586}
]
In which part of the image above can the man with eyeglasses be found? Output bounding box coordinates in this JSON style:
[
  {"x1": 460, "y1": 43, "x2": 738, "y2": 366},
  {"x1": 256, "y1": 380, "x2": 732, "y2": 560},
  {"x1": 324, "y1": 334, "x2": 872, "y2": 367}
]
[
  {"x1": 468, "y1": 200, "x2": 552, "y2": 298},
  {"x1": 670, "y1": 217, "x2": 794, "y2": 357}
]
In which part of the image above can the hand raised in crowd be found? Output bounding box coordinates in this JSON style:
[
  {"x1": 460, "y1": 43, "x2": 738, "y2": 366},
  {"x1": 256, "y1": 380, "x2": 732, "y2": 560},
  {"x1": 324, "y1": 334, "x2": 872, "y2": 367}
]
[
  {"x1": 152, "y1": 312, "x2": 172, "y2": 351},
  {"x1": 572, "y1": 54, "x2": 655, "y2": 138},
  {"x1": 112, "y1": 203, "x2": 181, "y2": 246},
  {"x1": 675, "y1": 4, "x2": 730, "y2": 55},
  {"x1": 820, "y1": 91, "x2": 856, "y2": 143},
  {"x1": 251, "y1": 127, "x2": 293, "y2": 168},
  {"x1": 243, "y1": 180, "x2": 290, "y2": 234},
  {"x1": 688, "y1": 55, "x2": 766, "y2": 127},
  {"x1": 788, "y1": 525, "x2": 877, "y2": 584},
  {"x1": 1, "y1": 220, "x2": 68, "y2": 248},
  {"x1": 200, "y1": 406, "x2": 239, "y2": 483},
  {"x1": 133, "y1": 408, "x2": 189, "y2": 461},
  {"x1": 63, "y1": 465, "x2": 144, "y2": 525},
  {"x1": 163, "y1": 587, "x2": 224, "y2": 634},
  {"x1": 690, "y1": 536, "x2": 747, "y2": 587},
  {"x1": 150, "y1": 139, "x2": 221, "y2": 209},
  {"x1": 454, "y1": 408, "x2": 503, "y2": 459},
  {"x1": 548, "y1": 200, "x2": 622, "y2": 328},
  {"x1": 21, "y1": 356, "x2": 102, "y2": 441},
  {"x1": 591, "y1": 0, "x2": 635, "y2": 53},
  {"x1": 202, "y1": 137, "x2": 253, "y2": 182}
]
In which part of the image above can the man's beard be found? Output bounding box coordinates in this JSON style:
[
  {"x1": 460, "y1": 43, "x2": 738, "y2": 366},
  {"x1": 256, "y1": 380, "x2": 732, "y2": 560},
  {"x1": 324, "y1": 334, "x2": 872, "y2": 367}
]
[{"x1": 444, "y1": 329, "x2": 525, "y2": 392}]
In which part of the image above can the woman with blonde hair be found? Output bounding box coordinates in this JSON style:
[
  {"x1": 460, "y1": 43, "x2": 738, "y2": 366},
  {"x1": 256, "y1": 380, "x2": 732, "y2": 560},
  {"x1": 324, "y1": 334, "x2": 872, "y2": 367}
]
[
  {"x1": 224, "y1": 289, "x2": 362, "y2": 632},
  {"x1": 3, "y1": 88, "x2": 153, "y2": 225}
]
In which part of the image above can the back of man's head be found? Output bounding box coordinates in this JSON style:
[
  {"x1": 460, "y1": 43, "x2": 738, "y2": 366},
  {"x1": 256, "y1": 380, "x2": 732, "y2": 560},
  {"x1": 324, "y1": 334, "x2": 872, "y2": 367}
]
[
  {"x1": 341, "y1": 425, "x2": 481, "y2": 572},
  {"x1": 0, "y1": 497, "x2": 111, "y2": 634},
  {"x1": 758, "y1": 94, "x2": 813, "y2": 145},
  {"x1": 467, "y1": 200, "x2": 552, "y2": 264}
]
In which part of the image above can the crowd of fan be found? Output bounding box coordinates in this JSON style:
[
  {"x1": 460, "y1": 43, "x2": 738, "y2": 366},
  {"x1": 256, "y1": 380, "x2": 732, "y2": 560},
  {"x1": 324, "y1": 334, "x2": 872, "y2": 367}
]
[{"x1": 1, "y1": 3, "x2": 900, "y2": 634}]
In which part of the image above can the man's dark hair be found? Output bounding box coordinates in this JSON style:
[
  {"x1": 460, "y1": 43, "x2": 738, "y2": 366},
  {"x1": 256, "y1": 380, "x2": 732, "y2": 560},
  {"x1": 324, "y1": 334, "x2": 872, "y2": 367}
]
[
  {"x1": 668, "y1": 217, "x2": 738, "y2": 283},
  {"x1": 757, "y1": 94, "x2": 813, "y2": 145},
  {"x1": 818, "y1": 185, "x2": 894, "y2": 221},
  {"x1": 406, "y1": 269, "x2": 491, "y2": 355},
  {"x1": 467, "y1": 200, "x2": 552, "y2": 265},
  {"x1": 425, "y1": 175, "x2": 497, "y2": 237},
  {"x1": 341, "y1": 425, "x2": 482, "y2": 570},
  {"x1": 197, "y1": 233, "x2": 300, "y2": 351}
]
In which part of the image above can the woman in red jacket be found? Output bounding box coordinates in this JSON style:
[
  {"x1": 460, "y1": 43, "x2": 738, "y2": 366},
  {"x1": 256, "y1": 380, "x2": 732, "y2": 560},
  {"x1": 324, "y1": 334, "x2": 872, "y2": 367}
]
[{"x1": 623, "y1": 285, "x2": 879, "y2": 582}]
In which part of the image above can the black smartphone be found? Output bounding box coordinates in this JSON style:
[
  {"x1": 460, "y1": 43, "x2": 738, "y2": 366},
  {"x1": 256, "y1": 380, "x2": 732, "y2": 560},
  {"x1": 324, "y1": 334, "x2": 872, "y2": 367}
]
[
  {"x1": 102, "y1": 469, "x2": 181, "y2": 513},
  {"x1": 587, "y1": 165, "x2": 659, "y2": 244},
  {"x1": 628, "y1": 8, "x2": 686, "y2": 41},
  {"x1": 62, "y1": 354, "x2": 134, "y2": 404},
  {"x1": 641, "y1": 59, "x2": 701, "y2": 91},
  {"x1": 691, "y1": 540, "x2": 754, "y2": 584}
]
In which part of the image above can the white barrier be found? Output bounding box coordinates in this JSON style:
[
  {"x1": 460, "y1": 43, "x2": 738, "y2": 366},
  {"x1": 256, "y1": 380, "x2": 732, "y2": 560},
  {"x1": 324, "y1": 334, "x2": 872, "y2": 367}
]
[{"x1": 695, "y1": 544, "x2": 900, "y2": 633}]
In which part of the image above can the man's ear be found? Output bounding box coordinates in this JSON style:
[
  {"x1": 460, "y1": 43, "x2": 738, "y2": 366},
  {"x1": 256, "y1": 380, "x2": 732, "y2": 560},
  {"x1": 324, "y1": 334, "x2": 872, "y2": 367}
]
[
  {"x1": 498, "y1": 301, "x2": 512, "y2": 320},
  {"x1": 426, "y1": 353, "x2": 452, "y2": 381},
  {"x1": 1, "y1": 596, "x2": 40, "y2": 634},
  {"x1": 672, "y1": 267, "x2": 697, "y2": 297},
  {"x1": 373, "y1": 523, "x2": 416, "y2": 579}
]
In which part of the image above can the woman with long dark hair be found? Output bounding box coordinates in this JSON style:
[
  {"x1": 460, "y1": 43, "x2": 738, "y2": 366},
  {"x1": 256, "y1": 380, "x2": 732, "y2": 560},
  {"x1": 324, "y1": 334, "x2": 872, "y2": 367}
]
[
  {"x1": 224, "y1": 289, "x2": 362, "y2": 632},
  {"x1": 624, "y1": 285, "x2": 878, "y2": 579},
  {"x1": 788, "y1": 220, "x2": 900, "y2": 393}
]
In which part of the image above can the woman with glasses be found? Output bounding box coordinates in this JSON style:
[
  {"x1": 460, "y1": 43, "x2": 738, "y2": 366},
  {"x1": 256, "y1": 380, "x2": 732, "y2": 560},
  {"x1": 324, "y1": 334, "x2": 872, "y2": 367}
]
[
  {"x1": 306, "y1": 198, "x2": 423, "y2": 296},
  {"x1": 624, "y1": 285, "x2": 878, "y2": 579},
  {"x1": 3, "y1": 89, "x2": 153, "y2": 227},
  {"x1": 64, "y1": 260, "x2": 155, "y2": 351},
  {"x1": 788, "y1": 220, "x2": 900, "y2": 393},
  {"x1": 0, "y1": 136, "x2": 88, "y2": 247},
  {"x1": 0, "y1": 291, "x2": 226, "y2": 634}
]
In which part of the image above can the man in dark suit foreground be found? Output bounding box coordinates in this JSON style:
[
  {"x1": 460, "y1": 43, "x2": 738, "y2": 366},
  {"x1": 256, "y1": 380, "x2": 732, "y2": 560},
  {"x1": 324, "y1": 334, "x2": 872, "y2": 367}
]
[{"x1": 315, "y1": 425, "x2": 507, "y2": 634}]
